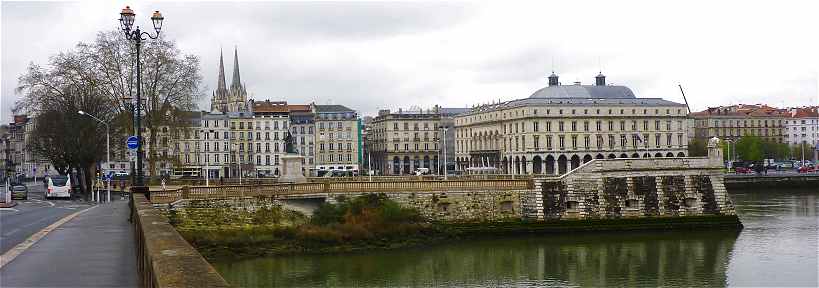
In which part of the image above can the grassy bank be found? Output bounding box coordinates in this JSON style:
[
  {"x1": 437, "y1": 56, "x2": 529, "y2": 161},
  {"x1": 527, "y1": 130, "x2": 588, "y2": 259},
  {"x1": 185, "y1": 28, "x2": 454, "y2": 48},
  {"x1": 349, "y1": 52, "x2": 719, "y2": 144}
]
[
  {"x1": 176, "y1": 195, "x2": 743, "y2": 260},
  {"x1": 179, "y1": 194, "x2": 443, "y2": 259}
]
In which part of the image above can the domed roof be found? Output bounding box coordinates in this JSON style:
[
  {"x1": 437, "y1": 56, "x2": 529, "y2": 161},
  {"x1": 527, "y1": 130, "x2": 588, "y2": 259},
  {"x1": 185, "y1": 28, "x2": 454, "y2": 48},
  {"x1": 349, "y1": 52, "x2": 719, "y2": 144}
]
[{"x1": 528, "y1": 84, "x2": 636, "y2": 99}]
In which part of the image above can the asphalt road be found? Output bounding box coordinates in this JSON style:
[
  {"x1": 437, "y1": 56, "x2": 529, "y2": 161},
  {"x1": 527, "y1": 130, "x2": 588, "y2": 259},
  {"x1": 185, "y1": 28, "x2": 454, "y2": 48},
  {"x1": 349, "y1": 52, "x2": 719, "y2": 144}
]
[{"x1": 0, "y1": 182, "x2": 92, "y2": 254}]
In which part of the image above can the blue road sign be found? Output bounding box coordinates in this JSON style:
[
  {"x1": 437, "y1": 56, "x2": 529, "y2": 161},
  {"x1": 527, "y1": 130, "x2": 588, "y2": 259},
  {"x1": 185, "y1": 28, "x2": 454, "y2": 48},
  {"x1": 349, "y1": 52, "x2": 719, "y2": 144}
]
[{"x1": 126, "y1": 136, "x2": 139, "y2": 150}]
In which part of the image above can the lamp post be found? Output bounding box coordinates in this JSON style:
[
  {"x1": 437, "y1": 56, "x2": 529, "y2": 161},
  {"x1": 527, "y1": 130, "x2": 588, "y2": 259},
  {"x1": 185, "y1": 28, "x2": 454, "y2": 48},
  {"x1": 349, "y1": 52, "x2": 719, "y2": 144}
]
[
  {"x1": 725, "y1": 139, "x2": 733, "y2": 172},
  {"x1": 119, "y1": 6, "x2": 164, "y2": 189},
  {"x1": 439, "y1": 125, "x2": 449, "y2": 180},
  {"x1": 79, "y1": 110, "x2": 110, "y2": 202}
]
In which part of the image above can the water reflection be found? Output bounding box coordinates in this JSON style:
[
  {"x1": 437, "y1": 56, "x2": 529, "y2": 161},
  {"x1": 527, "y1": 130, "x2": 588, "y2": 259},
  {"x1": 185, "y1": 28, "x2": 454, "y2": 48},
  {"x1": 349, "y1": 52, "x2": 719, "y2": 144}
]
[{"x1": 214, "y1": 188, "x2": 818, "y2": 287}]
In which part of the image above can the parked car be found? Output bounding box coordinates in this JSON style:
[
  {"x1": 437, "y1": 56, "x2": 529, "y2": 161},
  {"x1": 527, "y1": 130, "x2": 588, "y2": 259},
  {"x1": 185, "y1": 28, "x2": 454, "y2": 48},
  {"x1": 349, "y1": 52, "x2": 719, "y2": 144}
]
[
  {"x1": 11, "y1": 184, "x2": 28, "y2": 200},
  {"x1": 798, "y1": 165, "x2": 816, "y2": 173},
  {"x1": 735, "y1": 167, "x2": 754, "y2": 174}
]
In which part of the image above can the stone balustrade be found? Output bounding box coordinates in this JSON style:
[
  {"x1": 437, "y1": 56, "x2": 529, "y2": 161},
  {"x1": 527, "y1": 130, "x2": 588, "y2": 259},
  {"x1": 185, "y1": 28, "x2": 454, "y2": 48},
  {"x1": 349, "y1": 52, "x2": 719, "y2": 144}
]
[{"x1": 150, "y1": 179, "x2": 533, "y2": 204}]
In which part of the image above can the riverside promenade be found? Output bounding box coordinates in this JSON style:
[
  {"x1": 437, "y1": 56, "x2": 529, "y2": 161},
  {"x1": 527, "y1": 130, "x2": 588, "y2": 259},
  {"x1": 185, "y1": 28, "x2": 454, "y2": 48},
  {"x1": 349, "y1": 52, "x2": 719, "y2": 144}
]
[{"x1": 0, "y1": 199, "x2": 138, "y2": 287}]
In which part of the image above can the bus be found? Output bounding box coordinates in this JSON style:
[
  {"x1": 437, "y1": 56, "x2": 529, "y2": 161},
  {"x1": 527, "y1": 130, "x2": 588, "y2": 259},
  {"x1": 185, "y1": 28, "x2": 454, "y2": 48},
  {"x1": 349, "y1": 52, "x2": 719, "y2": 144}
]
[
  {"x1": 171, "y1": 167, "x2": 201, "y2": 179},
  {"x1": 316, "y1": 165, "x2": 359, "y2": 177},
  {"x1": 465, "y1": 167, "x2": 500, "y2": 175}
]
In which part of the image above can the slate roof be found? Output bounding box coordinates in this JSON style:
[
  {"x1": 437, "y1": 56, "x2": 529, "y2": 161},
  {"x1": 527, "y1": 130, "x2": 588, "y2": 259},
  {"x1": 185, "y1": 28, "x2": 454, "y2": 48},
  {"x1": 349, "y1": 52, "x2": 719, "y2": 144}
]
[
  {"x1": 440, "y1": 107, "x2": 471, "y2": 117},
  {"x1": 315, "y1": 105, "x2": 355, "y2": 113},
  {"x1": 529, "y1": 85, "x2": 636, "y2": 99}
]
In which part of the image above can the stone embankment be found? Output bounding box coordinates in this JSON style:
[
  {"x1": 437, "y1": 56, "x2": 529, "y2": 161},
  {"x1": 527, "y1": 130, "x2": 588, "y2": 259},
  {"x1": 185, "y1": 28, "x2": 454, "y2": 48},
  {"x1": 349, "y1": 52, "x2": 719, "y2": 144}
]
[{"x1": 724, "y1": 174, "x2": 819, "y2": 189}]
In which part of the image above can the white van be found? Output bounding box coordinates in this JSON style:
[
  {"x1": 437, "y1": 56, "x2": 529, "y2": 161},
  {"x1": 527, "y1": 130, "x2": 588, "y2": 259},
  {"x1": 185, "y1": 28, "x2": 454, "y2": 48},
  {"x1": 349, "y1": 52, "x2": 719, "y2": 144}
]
[
  {"x1": 46, "y1": 175, "x2": 72, "y2": 199},
  {"x1": 414, "y1": 168, "x2": 430, "y2": 176}
]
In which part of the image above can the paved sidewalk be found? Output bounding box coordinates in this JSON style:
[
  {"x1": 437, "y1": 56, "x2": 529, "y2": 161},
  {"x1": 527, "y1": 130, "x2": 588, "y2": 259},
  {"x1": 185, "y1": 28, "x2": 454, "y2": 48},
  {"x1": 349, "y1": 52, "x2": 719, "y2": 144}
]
[{"x1": 0, "y1": 200, "x2": 138, "y2": 287}]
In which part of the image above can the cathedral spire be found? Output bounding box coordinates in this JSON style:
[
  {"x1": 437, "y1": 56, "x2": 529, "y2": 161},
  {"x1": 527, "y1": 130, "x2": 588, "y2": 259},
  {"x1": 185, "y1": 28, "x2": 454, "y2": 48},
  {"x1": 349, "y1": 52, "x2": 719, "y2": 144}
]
[
  {"x1": 231, "y1": 46, "x2": 242, "y2": 91},
  {"x1": 217, "y1": 48, "x2": 227, "y2": 94}
]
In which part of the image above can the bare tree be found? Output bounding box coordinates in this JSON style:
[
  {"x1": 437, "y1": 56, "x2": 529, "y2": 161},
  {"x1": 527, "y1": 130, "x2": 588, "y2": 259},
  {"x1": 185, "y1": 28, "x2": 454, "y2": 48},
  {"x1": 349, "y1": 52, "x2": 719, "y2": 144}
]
[
  {"x1": 83, "y1": 30, "x2": 203, "y2": 176},
  {"x1": 16, "y1": 29, "x2": 203, "y2": 184},
  {"x1": 16, "y1": 51, "x2": 113, "y2": 196}
]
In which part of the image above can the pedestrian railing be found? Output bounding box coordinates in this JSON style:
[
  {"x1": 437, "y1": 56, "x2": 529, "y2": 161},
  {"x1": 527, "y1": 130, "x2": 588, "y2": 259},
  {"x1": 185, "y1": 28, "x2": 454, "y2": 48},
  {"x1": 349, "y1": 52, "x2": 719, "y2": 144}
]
[
  {"x1": 150, "y1": 178, "x2": 533, "y2": 204},
  {"x1": 132, "y1": 193, "x2": 230, "y2": 287}
]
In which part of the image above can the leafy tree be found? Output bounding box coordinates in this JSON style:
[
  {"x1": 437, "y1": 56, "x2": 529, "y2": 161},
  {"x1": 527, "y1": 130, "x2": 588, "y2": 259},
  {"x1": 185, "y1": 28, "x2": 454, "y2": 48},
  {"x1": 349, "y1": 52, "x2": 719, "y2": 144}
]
[
  {"x1": 734, "y1": 136, "x2": 764, "y2": 161},
  {"x1": 688, "y1": 138, "x2": 707, "y2": 157}
]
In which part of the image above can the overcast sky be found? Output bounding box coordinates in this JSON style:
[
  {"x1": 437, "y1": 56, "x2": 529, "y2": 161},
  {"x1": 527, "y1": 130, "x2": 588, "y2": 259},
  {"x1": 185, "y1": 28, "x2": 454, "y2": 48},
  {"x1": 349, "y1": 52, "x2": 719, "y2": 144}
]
[{"x1": 3, "y1": 0, "x2": 819, "y2": 122}]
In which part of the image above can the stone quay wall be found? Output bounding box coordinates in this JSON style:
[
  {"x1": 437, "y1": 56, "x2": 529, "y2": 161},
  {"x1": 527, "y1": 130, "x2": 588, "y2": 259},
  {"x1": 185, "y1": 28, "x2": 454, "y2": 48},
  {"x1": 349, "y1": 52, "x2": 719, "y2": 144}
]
[
  {"x1": 153, "y1": 143, "x2": 737, "y2": 226},
  {"x1": 160, "y1": 189, "x2": 528, "y2": 224},
  {"x1": 532, "y1": 157, "x2": 736, "y2": 221}
]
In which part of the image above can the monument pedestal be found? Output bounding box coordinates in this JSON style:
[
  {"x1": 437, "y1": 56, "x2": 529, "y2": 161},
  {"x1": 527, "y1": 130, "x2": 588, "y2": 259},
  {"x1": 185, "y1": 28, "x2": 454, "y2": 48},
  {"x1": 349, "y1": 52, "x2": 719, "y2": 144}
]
[{"x1": 278, "y1": 154, "x2": 307, "y2": 183}]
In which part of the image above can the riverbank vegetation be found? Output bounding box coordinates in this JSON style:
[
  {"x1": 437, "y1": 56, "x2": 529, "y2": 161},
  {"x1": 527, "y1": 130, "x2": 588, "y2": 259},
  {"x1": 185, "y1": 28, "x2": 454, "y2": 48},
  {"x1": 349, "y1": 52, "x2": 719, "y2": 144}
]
[{"x1": 178, "y1": 194, "x2": 443, "y2": 259}]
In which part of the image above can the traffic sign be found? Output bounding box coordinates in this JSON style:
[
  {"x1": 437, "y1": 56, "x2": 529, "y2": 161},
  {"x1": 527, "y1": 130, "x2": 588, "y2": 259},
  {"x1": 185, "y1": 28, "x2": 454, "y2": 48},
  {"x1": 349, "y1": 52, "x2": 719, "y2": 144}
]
[{"x1": 127, "y1": 136, "x2": 139, "y2": 150}]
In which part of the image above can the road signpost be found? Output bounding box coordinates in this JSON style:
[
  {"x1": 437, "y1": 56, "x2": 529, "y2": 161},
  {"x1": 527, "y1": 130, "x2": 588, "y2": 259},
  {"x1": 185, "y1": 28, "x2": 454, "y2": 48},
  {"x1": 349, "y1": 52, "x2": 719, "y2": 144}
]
[{"x1": 127, "y1": 136, "x2": 139, "y2": 150}]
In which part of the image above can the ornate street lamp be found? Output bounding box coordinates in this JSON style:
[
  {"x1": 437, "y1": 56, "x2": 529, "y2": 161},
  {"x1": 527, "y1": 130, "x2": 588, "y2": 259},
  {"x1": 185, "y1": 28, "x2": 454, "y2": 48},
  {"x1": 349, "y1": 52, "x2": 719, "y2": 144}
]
[{"x1": 118, "y1": 6, "x2": 164, "y2": 189}]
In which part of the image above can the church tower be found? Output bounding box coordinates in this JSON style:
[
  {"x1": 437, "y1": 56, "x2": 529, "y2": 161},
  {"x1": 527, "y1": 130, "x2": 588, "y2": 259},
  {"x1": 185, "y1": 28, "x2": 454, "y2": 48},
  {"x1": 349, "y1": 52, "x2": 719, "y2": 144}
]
[
  {"x1": 210, "y1": 49, "x2": 229, "y2": 112},
  {"x1": 210, "y1": 47, "x2": 248, "y2": 113}
]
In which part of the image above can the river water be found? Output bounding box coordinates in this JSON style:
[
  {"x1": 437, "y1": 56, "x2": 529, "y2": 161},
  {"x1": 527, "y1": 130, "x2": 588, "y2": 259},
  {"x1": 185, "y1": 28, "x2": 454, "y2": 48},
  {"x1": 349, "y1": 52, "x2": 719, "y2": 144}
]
[{"x1": 212, "y1": 188, "x2": 818, "y2": 287}]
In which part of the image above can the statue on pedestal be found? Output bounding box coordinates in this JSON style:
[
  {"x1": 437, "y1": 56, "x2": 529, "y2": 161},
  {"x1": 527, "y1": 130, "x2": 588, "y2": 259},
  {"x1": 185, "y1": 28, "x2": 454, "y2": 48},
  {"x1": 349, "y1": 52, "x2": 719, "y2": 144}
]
[
  {"x1": 279, "y1": 131, "x2": 307, "y2": 183},
  {"x1": 284, "y1": 131, "x2": 296, "y2": 154}
]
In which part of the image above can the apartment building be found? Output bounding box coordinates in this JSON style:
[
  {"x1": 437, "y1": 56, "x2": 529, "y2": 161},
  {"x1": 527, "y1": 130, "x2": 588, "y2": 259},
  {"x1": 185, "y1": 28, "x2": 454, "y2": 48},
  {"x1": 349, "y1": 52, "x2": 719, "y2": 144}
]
[
  {"x1": 251, "y1": 101, "x2": 290, "y2": 177},
  {"x1": 368, "y1": 108, "x2": 442, "y2": 175},
  {"x1": 314, "y1": 104, "x2": 360, "y2": 174},
  {"x1": 691, "y1": 104, "x2": 787, "y2": 143}
]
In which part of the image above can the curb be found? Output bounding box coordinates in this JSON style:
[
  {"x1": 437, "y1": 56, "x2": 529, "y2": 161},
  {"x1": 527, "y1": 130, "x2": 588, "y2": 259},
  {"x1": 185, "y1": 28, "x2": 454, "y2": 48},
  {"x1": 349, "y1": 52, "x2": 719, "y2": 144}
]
[{"x1": 0, "y1": 201, "x2": 17, "y2": 208}]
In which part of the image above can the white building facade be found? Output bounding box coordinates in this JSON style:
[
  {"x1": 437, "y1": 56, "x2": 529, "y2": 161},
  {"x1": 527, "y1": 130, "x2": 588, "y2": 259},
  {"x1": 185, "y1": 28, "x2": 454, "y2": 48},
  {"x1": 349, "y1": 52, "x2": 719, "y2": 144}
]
[{"x1": 454, "y1": 73, "x2": 690, "y2": 175}]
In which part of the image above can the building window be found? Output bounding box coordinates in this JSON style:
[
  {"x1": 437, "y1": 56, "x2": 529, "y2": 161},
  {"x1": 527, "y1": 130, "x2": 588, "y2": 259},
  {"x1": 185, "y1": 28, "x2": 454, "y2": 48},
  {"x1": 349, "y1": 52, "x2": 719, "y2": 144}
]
[{"x1": 558, "y1": 135, "x2": 565, "y2": 150}]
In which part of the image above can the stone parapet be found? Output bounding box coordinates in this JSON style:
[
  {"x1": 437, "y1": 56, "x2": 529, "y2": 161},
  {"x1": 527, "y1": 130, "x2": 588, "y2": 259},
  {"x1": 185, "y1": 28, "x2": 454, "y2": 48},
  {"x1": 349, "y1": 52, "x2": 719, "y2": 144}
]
[{"x1": 132, "y1": 194, "x2": 230, "y2": 288}]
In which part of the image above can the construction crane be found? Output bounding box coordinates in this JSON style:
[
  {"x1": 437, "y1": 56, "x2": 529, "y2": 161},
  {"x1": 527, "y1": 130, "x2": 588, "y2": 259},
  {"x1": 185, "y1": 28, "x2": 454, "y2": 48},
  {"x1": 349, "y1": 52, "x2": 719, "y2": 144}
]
[{"x1": 678, "y1": 84, "x2": 692, "y2": 114}]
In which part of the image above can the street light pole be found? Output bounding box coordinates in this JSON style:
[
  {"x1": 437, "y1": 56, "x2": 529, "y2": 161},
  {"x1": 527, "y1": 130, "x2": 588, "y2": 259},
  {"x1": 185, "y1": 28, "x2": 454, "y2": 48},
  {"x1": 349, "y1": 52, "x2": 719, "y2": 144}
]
[
  {"x1": 441, "y1": 126, "x2": 448, "y2": 181},
  {"x1": 79, "y1": 110, "x2": 110, "y2": 202},
  {"x1": 119, "y1": 6, "x2": 164, "y2": 189}
]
